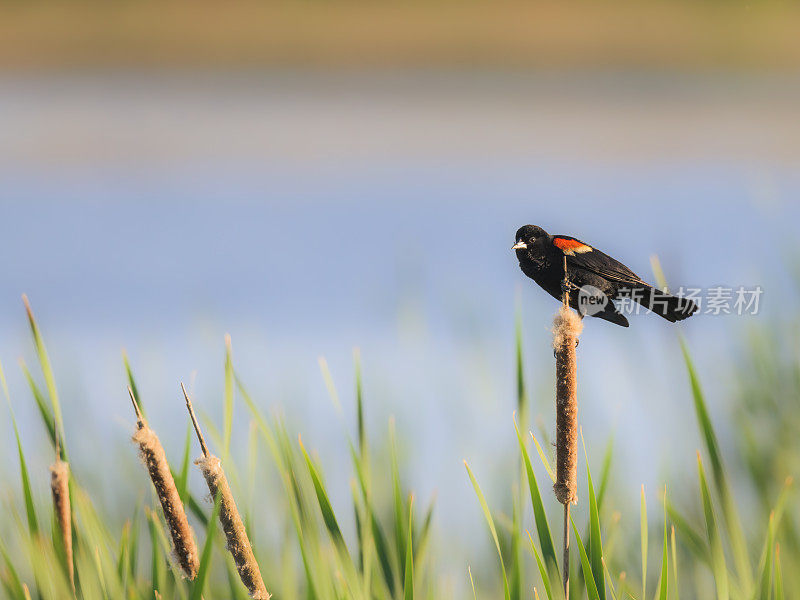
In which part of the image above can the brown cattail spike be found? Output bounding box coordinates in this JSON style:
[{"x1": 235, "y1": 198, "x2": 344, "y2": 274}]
[
  {"x1": 183, "y1": 386, "x2": 270, "y2": 599},
  {"x1": 50, "y1": 458, "x2": 73, "y2": 593},
  {"x1": 197, "y1": 455, "x2": 270, "y2": 599},
  {"x1": 553, "y1": 304, "x2": 582, "y2": 504},
  {"x1": 553, "y1": 255, "x2": 583, "y2": 600},
  {"x1": 130, "y1": 389, "x2": 199, "y2": 580}
]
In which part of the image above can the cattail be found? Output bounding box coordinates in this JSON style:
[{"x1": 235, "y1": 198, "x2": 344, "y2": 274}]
[
  {"x1": 552, "y1": 256, "x2": 583, "y2": 600},
  {"x1": 49, "y1": 454, "x2": 73, "y2": 593},
  {"x1": 129, "y1": 388, "x2": 199, "y2": 580},
  {"x1": 183, "y1": 384, "x2": 270, "y2": 600},
  {"x1": 552, "y1": 303, "x2": 582, "y2": 505}
]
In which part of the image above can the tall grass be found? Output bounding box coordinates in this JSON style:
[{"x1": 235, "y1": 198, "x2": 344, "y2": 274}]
[{"x1": 0, "y1": 296, "x2": 796, "y2": 599}]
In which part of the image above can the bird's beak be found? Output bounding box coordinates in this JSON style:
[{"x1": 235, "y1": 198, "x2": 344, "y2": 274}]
[{"x1": 511, "y1": 241, "x2": 527, "y2": 250}]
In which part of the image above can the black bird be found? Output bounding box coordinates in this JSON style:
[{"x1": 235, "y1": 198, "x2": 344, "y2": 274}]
[{"x1": 513, "y1": 224, "x2": 697, "y2": 327}]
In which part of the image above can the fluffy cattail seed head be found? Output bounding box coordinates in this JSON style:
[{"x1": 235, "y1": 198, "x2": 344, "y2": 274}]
[
  {"x1": 133, "y1": 425, "x2": 199, "y2": 579},
  {"x1": 197, "y1": 454, "x2": 270, "y2": 599},
  {"x1": 130, "y1": 388, "x2": 198, "y2": 579},
  {"x1": 182, "y1": 383, "x2": 270, "y2": 599},
  {"x1": 552, "y1": 305, "x2": 582, "y2": 505}
]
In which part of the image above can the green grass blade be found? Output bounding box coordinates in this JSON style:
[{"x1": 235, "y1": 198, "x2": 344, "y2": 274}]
[
  {"x1": 237, "y1": 381, "x2": 322, "y2": 595},
  {"x1": 116, "y1": 521, "x2": 130, "y2": 584},
  {"x1": 129, "y1": 504, "x2": 141, "y2": 582},
  {"x1": 404, "y1": 498, "x2": 414, "y2": 600},
  {"x1": 515, "y1": 303, "x2": 527, "y2": 417},
  {"x1": 122, "y1": 350, "x2": 144, "y2": 418},
  {"x1": 756, "y1": 513, "x2": 775, "y2": 600},
  {"x1": 601, "y1": 559, "x2": 618, "y2": 600},
  {"x1": 299, "y1": 437, "x2": 360, "y2": 596},
  {"x1": 354, "y1": 349, "x2": 366, "y2": 460},
  {"x1": 318, "y1": 356, "x2": 341, "y2": 413},
  {"x1": 526, "y1": 530, "x2": 557, "y2": 600},
  {"x1": 666, "y1": 502, "x2": 709, "y2": 566},
  {"x1": 390, "y1": 419, "x2": 408, "y2": 581},
  {"x1": 464, "y1": 461, "x2": 510, "y2": 600},
  {"x1": 515, "y1": 295, "x2": 530, "y2": 555},
  {"x1": 300, "y1": 439, "x2": 349, "y2": 553},
  {"x1": 20, "y1": 360, "x2": 57, "y2": 453},
  {"x1": 596, "y1": 437, "x2": 613, "y2": 511},
  {"x1": 697, "y1": 454, "x2": 729, "y2": 600},
  {"x1": 191, "y1": 490, "x2": 223, "y2": 600},
  {"x1": 468, "y1": 566, "x2": 477, "y2": 600},
  {"x1": 245, "y1": 420, "x2": 258, "y2": 538},
  {"x1": 582, "y1": 433, "x2": 605, "y2": 600},
  {"x1": 349, "y1": 438, "x2": 397, "y2": 595},
  {"x1": 2, "y1": 361, "x2": 39, "y2": 537},
  {"x1": 279, "y1": 454, "x2": 325, "y2": 600},
  {"x1": 15, "y1": 423, "x2": 39, "y2": 536},
  {"x1": 511, "y1": 497, "x2": 522, "y2": 600},
  {"x1": 177, "y1": 422, "x2": 193, "y2": 503},
  {"x1": 750, "y1": 478, "x2": 792, "y2": 600},
  {"x1": 372, "y1": 515, "x2": 397, "y2": 596},
  {"x1": 570, "y1": 518, "x2": 600, "y2": 600},
  {"x1": 224, "y1": 334, "x2": 234, "y2": 459},
  {"x1": 515, "y1": 420, "x2": 559, "y2": 582},
  {"x1": 774, "y1": 544, "x2": 783, "y2": 600},
  {"x1": 23, "y1": 295, "x2": 66, "y2": 457},
  {"x1": 148, "y1": 510, "x2": 162, "y2": 597},
  {"x1": 514, "y1": 297, "x2": 528, "y2": 429},
  {"x1": 680, "y1": 337, "x2": 751, "y2": 592},
  {"x1": 417, "y1": 498, "x2": 435, "y2": 562},
  {"x1": 514, "y1": 303, "x2": 529, "y2": 600},
  {"x1": 670, "y1": 526, "x2": 679, "y2": 600},
  {"x1": 93, "y1": 544, "x2": 111, "y2": 599},
  {"x1": 0, "y1": 542, "x2": 26, "y2": 599},
  {"x1": 187, "y1": 494, "x2": 209, "y2": 527},
  {"x1": 656, "y1": 503, "x2": 668, "y2": 600},
  {"x1": 354, "y1": 480, "x2": 373, "y2": 597},
  {"x1": 531, "y1": 434, "x2": 556, "y2": 484}
]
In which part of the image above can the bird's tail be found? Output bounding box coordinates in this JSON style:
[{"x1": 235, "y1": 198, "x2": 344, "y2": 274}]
[{"x1": 626, "y1": 285, "x2": 698, "y2": 322}]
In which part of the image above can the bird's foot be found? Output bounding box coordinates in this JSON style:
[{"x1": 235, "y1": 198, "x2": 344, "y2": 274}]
[{"x1": 553, "y1": 339, "x2": 580, "y2": 358}]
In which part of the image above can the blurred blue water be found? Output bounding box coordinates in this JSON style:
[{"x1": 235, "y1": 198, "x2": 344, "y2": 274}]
[{"x1": 1, "y1": 71, "x2": 798, "y2": 573}]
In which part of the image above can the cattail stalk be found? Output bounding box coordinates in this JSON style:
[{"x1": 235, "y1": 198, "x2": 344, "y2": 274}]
[
  {"x1": 553, "y1": 255, "x2": 582, "y2": 599},
  {"x1": 183, "y1": 384, "x2": 270, "y2": 600},
  {"x1": 49, "y1": 447, "x2": 74, "y2": 594},
  {"x1": 130, "y1": 388, "x2": 199, "y2": 580}
]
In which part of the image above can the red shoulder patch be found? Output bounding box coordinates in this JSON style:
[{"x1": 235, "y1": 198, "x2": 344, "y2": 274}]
[{"x1": 553, "y1": 237, "x2": 592, "y2": 255}]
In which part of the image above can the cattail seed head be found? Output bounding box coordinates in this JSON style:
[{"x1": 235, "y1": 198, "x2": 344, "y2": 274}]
[
  {"x1": 132, "y1": 423, "x2": 199, "y2": 579},
  {"x1": 49, "y1": 459, "x2": 74, "y2": 593},
  {"x1": 553, "y1": 305, "x2": 582, "y2": 505},
  {"x1": 196, "y1": 454, "x2": 270, "y2": 599},
  {"x1": 182, "y1": 382, "x2": 270, "y2": 599}
]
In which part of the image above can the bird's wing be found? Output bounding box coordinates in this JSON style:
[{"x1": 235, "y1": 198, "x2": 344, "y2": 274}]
[{"x1": 552, "y1": 235, "x2": 647, "y2": 286}]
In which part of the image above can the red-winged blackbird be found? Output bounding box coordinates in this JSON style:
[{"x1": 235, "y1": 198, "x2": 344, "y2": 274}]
[{"x1": 513, "y1": 224, "x2": 697, "y2": 327}]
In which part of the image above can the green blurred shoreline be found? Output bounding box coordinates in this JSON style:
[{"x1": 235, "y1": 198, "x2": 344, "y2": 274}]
[{"x1": 3, "y1": 0, "x2": 800, "y2": 70}]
